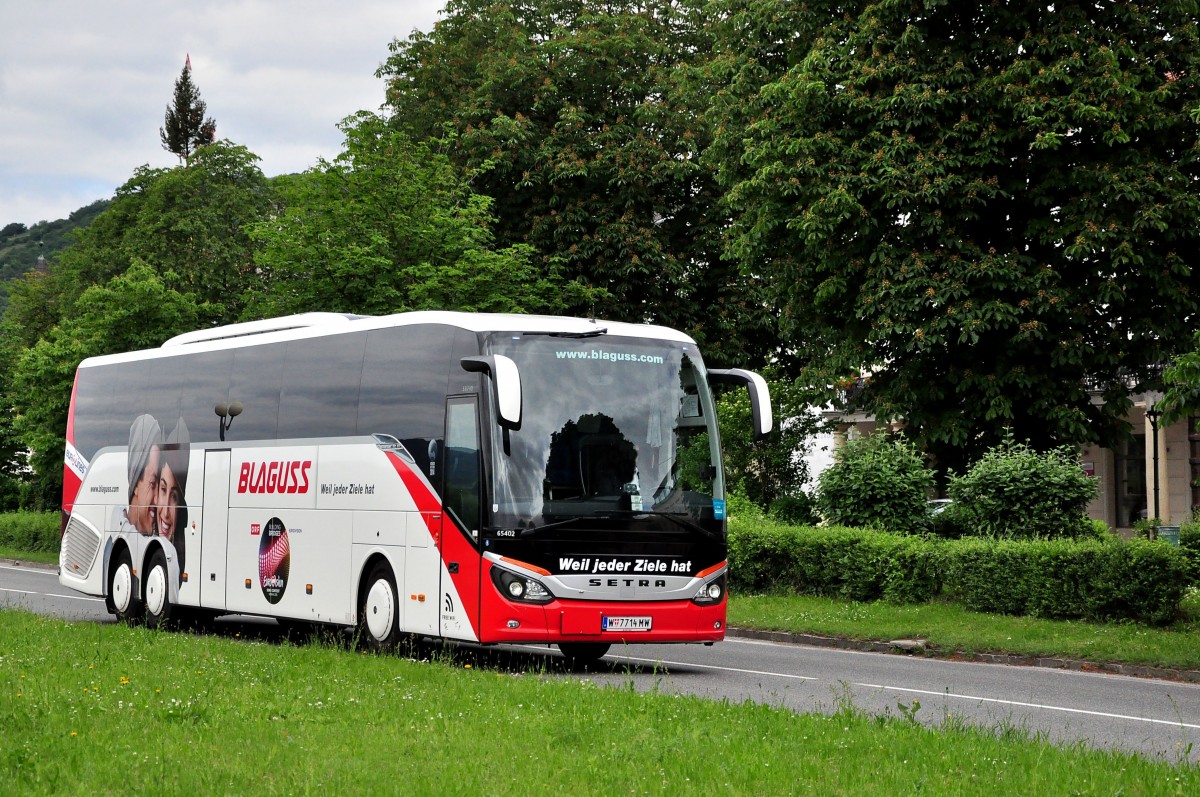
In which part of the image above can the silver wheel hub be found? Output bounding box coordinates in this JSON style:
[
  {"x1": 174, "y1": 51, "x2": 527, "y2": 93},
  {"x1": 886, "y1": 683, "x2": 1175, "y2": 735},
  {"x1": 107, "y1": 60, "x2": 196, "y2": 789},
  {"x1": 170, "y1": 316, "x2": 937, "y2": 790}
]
[
  {"x1": 365, "y1": 579, "x2": 395, "y2": 640},
  {"x1": 145, "y1": 563, "x2": 167, "y2": 617},
  {"x1": 112, "y1": 563, "x2": 133, "y2": 613}
]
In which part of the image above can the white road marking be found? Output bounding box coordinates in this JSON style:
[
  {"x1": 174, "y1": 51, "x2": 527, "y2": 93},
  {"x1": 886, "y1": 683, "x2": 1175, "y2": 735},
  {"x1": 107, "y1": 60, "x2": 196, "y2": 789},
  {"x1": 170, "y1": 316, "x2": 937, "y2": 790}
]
[
  {"x1": 609, "y1": 653, "x2": 817, "y2": 681},
  {"x1": 855, "y1": 683, "x2": 1200, "y2": 730},
  {"x1": 611, "y1": 643, "x2": 1199, "y2": 731},
  {"x1": 0, "y1": 586, "x2": 103, "y2": 603},
  {"x1": 0, "y1": 567, "x2": 103, "y2": 603}
]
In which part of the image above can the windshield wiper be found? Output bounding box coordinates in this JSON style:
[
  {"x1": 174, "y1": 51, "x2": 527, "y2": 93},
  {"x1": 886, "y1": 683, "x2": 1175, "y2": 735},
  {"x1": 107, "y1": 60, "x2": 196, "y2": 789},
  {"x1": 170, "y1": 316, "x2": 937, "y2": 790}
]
[
  {"x1": 516, "y1": 517, "x2": 589, "y2": 537},
  {"x1": 588, "y1": 510, "x2": 722, "y2": 542},
  {"x1": 520, "y1": 327, "x2": 608, "y2": 339}
]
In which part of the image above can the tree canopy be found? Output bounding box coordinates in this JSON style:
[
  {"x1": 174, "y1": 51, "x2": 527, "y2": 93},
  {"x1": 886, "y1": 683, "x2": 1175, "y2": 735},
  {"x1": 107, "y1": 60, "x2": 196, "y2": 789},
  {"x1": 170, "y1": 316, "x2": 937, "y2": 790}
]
[
  {"x1": 711, "y1": 0, "x2": 1200, "y2": 464},
  {"x1": 160, "y1": 59, "x2": 216, "y2": 162},
  {"x1": 244, "y1": 113, "x2": 587, "y2": 317},
  {"x1": 377, "y1": 0, "x2": 776, "y2": 365},
  {"x1": 5, "y1": 1, "x2": 1200, "y2": 508}
]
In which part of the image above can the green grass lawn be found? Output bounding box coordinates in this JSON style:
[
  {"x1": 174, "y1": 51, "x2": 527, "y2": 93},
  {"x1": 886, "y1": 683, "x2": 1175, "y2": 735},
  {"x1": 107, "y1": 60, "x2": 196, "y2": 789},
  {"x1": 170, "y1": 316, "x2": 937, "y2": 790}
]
[
  {"x1": 0, "y1": 545, "x2": 57, "y2": 565},
  {"x1": 728, "y1": 590, "x2": 1200, "y2": 671},
  {"x1": 2, "y1": 609, "x2": 1196, "y2": 795}
]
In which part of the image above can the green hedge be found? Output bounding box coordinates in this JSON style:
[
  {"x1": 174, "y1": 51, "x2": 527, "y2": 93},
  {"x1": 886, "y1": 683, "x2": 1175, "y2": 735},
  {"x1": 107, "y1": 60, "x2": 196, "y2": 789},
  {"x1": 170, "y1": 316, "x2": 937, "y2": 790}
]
[
  {"x1": 728, "y1": 518, "x2": 1190, "y2": 625},
  {"x1": 727, "y1": 520, "x2": 942, "y2": 604},
  {"x1": 1180, "y1": 523, "x2": 1200, "y2": 583},
  {"x1": 0, "y1": 511, "x2": 60, "y2": 553}
]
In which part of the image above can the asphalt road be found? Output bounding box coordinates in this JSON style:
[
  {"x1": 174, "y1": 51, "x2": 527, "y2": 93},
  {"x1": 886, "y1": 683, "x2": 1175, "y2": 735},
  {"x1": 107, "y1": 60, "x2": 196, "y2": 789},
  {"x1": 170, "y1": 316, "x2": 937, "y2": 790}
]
[{"x1": 3, "y1": 560, "x2": 1199, "y2": 763}]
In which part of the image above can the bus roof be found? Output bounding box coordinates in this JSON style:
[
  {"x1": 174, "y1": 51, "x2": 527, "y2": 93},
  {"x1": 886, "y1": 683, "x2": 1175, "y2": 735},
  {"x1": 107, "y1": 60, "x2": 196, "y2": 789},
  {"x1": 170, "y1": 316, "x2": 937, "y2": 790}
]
[{"x1": 79, "y1": 311, "x2": 698, "y2": 369}]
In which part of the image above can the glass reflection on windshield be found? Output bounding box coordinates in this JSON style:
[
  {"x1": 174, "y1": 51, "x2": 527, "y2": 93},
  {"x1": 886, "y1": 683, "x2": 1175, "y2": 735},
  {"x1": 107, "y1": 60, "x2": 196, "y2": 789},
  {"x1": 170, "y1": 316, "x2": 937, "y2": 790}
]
[{"x1": 485, "y1": 334, "x2": 722, "y2": 529}]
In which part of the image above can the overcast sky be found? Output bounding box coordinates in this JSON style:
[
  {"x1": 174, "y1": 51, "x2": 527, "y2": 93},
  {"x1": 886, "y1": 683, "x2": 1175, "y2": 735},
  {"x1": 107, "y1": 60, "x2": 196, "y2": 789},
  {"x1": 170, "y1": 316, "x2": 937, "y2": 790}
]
[{"x1": 0, "y1": 0, "x2": 446, "y2": 227}]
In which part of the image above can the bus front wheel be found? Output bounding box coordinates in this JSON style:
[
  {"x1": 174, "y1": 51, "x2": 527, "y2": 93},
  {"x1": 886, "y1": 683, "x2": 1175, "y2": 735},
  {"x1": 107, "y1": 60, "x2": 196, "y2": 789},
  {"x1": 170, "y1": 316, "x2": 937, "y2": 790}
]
[
  {"x1": 109, "y1": 547, "x2": 142, "y2": 624},
  {"x1": 358, "y1": 562, "x2": 400, "y2": 652},
  {"x1": 143, "y1": 548, "x2": 172, "y2": 629}
]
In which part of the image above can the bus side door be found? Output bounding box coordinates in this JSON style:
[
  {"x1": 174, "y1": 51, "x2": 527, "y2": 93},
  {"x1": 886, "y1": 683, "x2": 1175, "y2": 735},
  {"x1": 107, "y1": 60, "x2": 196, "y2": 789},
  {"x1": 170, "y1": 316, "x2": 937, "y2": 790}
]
[
  {"x1": 439, "y1": 396, "x2": 483, "y2": 641},
  {"x1": 200, "y1": 449, "x2": 230, "y2": 611}
]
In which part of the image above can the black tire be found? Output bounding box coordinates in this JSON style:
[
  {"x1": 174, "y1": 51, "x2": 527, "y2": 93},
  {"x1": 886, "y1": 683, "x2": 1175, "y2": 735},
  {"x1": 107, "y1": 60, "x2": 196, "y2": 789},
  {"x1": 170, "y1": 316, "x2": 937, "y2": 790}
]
[
  {"x1": 143, "y1": 548, "x2": 172, "y2": 629},
  {"x1": 108, "y1": 546, "x2": 142, "y2": 624},
  {"x1": 558, "y1": 642, "x2": 611, "y2": 667},
  {"x1": 358, "y1": 562, "x2": 400, "y2": 652}
]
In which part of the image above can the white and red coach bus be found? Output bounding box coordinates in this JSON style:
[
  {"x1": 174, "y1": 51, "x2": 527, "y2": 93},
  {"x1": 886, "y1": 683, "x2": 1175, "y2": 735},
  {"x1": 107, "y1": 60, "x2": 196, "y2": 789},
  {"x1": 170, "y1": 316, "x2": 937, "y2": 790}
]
[{"x1": 58, "y1": 311, "x2": 770, "y2": 663}]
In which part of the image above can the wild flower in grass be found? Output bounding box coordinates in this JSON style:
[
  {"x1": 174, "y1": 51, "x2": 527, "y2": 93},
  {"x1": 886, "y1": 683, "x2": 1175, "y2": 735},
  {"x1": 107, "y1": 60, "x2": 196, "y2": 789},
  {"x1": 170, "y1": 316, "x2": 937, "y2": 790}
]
[{"x1": 120, "y1": 676, "x2": 130, "y2": 686}]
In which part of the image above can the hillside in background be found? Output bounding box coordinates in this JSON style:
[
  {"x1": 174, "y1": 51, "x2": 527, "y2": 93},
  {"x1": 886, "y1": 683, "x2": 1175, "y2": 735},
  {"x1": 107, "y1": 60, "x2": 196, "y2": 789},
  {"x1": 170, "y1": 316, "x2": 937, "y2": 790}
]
[{"x1": 0, "y1": 199, "x2": 109, "y2": 313}]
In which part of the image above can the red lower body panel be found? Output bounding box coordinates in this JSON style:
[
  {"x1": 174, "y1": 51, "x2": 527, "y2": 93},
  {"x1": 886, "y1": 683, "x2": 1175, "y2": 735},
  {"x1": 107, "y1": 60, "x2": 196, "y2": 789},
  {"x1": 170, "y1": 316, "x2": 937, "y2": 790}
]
[{"x1": 478, "y1": 593, "x2": 726, "y2": 645}]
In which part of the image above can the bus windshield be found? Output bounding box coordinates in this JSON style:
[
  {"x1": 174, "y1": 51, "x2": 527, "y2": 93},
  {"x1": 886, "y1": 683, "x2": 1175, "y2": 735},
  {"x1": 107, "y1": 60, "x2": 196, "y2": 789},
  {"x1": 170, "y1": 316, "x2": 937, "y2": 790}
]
[{"x1": 485, "y1": 332, "x2": 724, "y2": 530}]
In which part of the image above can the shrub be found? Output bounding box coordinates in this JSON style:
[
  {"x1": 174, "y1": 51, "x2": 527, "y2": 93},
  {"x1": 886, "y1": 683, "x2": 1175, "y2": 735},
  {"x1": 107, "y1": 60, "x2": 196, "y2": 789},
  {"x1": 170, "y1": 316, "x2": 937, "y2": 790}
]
[
  {"x1": 1179, "y1": 516, "x2": 1200, "y2": 584},
  {"x1": 0, "y1": 511, "x2": 60, "y2": 553},
  {"x1": 728, "y1": 517, "x2": 1189, "y2": 624},
  {"x1": 768, "y1": 493, "x2": 818, "y2": 526},
  {"x1": 726, "y1": 518, "x2": 942, "y2": 604},
  {"x1": 947, "y1": 436, "x2": 1098, "y2": 538},
  {"x1": 928, "y1": 500, "x2": 972, "y2": 538},
  {"x1": 816, "y1": 434, "x2": 934, "y2": 533},
  {"x1": 939, "y1": 536, "x2": 1186, "y2": 625}
]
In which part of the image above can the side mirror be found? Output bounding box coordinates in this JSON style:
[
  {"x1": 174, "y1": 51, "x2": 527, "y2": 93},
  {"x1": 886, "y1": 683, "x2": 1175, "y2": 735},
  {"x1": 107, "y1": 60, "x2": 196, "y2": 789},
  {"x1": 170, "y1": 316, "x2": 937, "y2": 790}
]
[
  {"x1": 460, "y1": 355, "x2": 522, "y2": 430},
  {"x1": 708, "y1": 369, "x2": 773, "y2": 439}
]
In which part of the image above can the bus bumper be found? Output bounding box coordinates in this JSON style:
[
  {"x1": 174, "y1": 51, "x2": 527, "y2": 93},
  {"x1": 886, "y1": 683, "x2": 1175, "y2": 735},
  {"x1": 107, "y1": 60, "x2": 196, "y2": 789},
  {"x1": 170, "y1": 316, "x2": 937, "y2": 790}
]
[{"x1": 479, "y1": 596, "x2": 727, "y2": 645}]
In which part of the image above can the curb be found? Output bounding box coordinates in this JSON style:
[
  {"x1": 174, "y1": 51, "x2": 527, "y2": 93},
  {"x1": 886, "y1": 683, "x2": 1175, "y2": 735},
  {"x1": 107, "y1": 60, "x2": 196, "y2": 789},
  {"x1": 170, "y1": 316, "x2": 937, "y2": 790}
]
[
  {"x1": 2, "y1": 558, "x2": 57, "y2": 571},
  {"x1": 727, "y1": 627, "x2": 1200, "y2": 685}
]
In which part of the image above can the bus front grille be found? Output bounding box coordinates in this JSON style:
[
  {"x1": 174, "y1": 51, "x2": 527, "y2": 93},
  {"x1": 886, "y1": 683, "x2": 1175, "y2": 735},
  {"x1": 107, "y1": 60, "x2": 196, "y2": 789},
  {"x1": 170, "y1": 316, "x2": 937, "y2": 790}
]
[{"x1": 62, "y1": 518, "x2": 102, "y2": 578}]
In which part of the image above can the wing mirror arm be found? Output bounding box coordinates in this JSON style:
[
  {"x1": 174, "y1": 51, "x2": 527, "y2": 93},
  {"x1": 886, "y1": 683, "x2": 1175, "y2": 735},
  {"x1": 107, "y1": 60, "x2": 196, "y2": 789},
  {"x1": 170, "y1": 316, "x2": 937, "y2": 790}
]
[
  {"x1": 708, "y1": 369, "x2": 773, "y2": 440},
  {"x1": 461, "y1": 355, "x2": 522, "y2": 431}
]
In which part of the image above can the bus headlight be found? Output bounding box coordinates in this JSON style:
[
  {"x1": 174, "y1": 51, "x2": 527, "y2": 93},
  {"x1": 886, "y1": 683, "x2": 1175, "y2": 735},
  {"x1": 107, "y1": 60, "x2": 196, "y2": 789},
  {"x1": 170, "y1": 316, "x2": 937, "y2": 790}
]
[
  {"x1": 492, "y1": 566, "x2": 554, "y2": 604},
  {"x1": 691, "y1": 574, "x2": 726, "y2": 606}
]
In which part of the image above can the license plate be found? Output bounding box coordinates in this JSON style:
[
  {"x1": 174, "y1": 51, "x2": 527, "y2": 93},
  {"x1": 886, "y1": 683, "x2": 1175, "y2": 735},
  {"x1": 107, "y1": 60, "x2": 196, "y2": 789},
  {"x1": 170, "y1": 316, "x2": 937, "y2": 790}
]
[{"x1": 602, "y1": 615, "x2": 651, "y2": 632}]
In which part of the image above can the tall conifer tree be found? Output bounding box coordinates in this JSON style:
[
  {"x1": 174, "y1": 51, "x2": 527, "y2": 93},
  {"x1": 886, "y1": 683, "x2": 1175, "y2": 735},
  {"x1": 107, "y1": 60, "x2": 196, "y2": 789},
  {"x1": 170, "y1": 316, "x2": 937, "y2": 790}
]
[{"x1": 159, "y1": 55, "x2": 216, "y2": 162}]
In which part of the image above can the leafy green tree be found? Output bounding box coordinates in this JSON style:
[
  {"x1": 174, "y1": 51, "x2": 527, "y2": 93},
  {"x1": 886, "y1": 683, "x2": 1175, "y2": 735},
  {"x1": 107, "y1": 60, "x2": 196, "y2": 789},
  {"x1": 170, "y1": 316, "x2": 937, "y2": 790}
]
[
  {"x1": 18, "y1": 141, "x2": 273, "y2": 330},
  {"x1": 160, "y1": 59, "x2": 216, "y2": 162},
  {"x1": 378, "y1": 0, "x2": 775, "y2": 365},
  {"x1": 244, "y1": 113, "x2": 587, "y2": 317},
  {"x1": 711, "y1": 0, "x2": 1200, "y2": 465},
  {"x1": 12, "y1": 261, "x2": 204, "y2": 506},
  {"x1": 946, "y1": 434, "x2": 1099, "y2": 539},
  {"x1": 1161, "y1": 330, "x2": 1200, "y2": 425},
  {"x1": 816, "y1": 433, "x2": 934, "y2": 533},
  {"x1": 716, "y1": 370, "x2": 822, "y2": 519}
]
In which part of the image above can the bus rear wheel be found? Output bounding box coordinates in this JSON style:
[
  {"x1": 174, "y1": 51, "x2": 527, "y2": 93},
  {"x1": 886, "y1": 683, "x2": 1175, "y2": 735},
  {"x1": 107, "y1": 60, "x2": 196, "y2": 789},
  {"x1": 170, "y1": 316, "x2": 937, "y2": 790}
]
[
  {"x1": 109, "y1": 547, "x2": 142, "y2": 624},
  {"x1": 558, "y1": 642, "x2": 611, "y2": 667},
  {"x1": 358, "y1": 562, "x2": 400, "y2": 652},
  {"x1": 143, "y1": 548, "x2": 172, "y2": 629}
]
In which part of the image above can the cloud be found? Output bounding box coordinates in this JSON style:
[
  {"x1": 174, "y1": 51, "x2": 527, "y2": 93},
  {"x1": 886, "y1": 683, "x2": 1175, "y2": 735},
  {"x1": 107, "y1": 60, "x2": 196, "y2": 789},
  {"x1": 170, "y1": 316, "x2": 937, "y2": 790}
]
[{"x1": 0, "y1": 0, "x2": 444, "y2": 226}]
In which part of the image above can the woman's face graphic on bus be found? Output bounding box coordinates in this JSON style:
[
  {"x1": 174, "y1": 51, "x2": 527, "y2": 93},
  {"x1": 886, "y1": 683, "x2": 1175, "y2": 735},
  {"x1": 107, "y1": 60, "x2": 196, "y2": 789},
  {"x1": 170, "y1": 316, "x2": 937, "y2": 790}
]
[
  {"x1": 156, "y1": 461, "x2": 181, "y2": 541},
  {"x1": 129, "y1": 444, "x2": 160, "y2": 535}
]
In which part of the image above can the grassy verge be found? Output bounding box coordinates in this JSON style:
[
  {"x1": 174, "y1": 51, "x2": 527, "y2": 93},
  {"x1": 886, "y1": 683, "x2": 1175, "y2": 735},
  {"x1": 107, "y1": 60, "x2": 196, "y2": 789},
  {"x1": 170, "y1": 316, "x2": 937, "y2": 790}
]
[
  {"x1": 728, "y1": 591, "x2": 1200, "y2": 671},
  {"x1": 0, "y1": 545, "x2": 57, "y2": 565},
  {"x1": 1, "y1": 609, "x2": 1196, "y2": 794}
]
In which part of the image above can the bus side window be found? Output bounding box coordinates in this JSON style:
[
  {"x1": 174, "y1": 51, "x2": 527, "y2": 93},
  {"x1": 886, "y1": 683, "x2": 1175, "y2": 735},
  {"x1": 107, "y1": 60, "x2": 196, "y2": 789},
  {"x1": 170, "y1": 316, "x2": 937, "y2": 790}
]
[{"x1": 444, "y1": 398, "x2": 481, "y2": 538}]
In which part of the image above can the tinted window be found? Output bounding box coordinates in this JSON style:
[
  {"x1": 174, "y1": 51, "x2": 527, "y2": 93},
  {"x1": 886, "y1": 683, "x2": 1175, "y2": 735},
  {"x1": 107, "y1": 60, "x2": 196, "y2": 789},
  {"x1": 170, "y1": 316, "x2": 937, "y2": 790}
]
[
  {"x1": 278, "y1": 332, "x2": 366, "y2": 440},
  {"x1": 225, "y1": 344, "x2": 284, "y2": 442},
  {"x1": 176, "y1": 350, "x2": 234, "y2": 446},
  {"x1": 358, "y1": 324, "x2": 481, "y2": 477}
]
